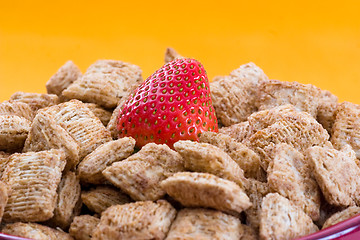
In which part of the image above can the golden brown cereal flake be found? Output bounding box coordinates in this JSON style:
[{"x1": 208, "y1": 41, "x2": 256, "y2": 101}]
[
  {"x1": 77, "y1": 137, "x2": 135, "y2": 184},
  {"x1": 2, "y1": 222, "x2": 73, "y2": 240},
  {"x1": 260, "y1": 193, "x2": 319, "y2": 240},
  {"x1": 219, "y1": 121, "x2": 255, "y2": 143},
  {"x1": 103, "y1": 143, "x2": 184, "y2": 201},
  {"x1": 166, "y1": 208, "x2": 243, "y2": 240},
  {"x1": 0, "y1": 115, "x2": 31, "y2": 152},
  {"x1": 69, "y1": 215, "x2": 100, "y2": 240},
  {"x1": 43, "y1": 99, "x2": 112, "y2": 159},
  {"x1": 316, "y1": 90, "x2": 338, "y2": 133},
  {"x1": 173, "y1": 140, "x2": 248, "y2": 189},
  {"x1": 331, "y1": 101, "x2": 360, "y2": 158},
  {"x1": 10, "y1": 91, "x2": 60, "y2": 112},
  {"x1": 23, "y1": 110, "x2": 80, "y2": 171},
  {"x1": 267, "y1": 143, "x2": 321, "y2": 221},
  {"x1": 164, "y1": 47, "x2": 184, "y2": 63},
  {"x1": 84, "y1": 103, "x2": 112, "y2": 126},
  {"x1": 161, "y1": 172, "x2": 251, "y2": 216},
  {"x1": 63, "y1": 60, "x2": 143, "y2": 108},
  {"x1": 322, "y1": 206, "x2": 360, "y2": 229},
  {"x1": 47, "y1": 171, "x2": 82, "y2": 230},
  {"x1": 46, "y1": 60, "x2": 82, "y2": 100},
  {"x1": 306, "y1": 145, "x2": 360, "y2": 206},
  {"x1": 0, "y1": 100, "x2": 34, "y2": 121},
  {"x1": 81, "y1": 185, "x2": 131, "y2": 214},
  {"x1": 1, "y1": 149, "x2": 66, "y2": 222},
  {"x1": 211, "y1": 62, "x2": 268, "y2": 126},
  {"x1": 0, "y1": 181, "x2": 8, "y2": 223},
  {"x1": 92, "y1": 200, "x2": 176, "y2": 240},
  {"x1": 0, "y1": 152, "x2": 10, "y2": 178},
  {"x1": 199, "y1": 131, "x2": 265, "y2": 181}
]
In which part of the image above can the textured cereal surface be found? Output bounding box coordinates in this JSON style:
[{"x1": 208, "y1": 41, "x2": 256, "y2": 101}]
[
  {"x1": 0, "y1": 115, "x2": 31, "y2": 151},
  {"x1": 84, "y1": 103, "x2": 112, "y2": 126},
  {"x1": 69, "y1": 215, "x2": 100, "y2": 240},
  {"x1": 10, "y1": 92, "x2": 60, "y2": 112},
  {"x1": 0, "y1": 100, "x2": 35, "y2": 121},
  {"x1": 322, "y1": 206, "x2": 360, "y2": 229},
  {"x1": 219, "y1": 121, "x2": 254, "y2": 143}
]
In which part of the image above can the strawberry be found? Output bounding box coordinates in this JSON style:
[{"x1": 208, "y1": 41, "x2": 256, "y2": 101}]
[{"x1": 117, "y1": 58, "x2": 218, "y2": 148}]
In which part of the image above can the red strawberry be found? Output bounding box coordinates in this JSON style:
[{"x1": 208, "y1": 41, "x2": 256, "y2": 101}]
[{"x1": 117, "y1": 58, "x2": 218, "y2": 148}]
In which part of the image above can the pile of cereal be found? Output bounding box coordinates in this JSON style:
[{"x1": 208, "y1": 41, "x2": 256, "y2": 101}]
[{"x1": 0, "y1": 48, "x2": 360, "y2": 240}]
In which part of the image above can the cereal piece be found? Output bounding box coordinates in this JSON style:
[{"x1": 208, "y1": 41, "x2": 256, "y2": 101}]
[
  {"x1": 199, "y1": 131, "x2": 265, "y2": 181},
  {"x1": 63, "y1": 60, "x2": 143, "y2": 108},
  {"x1": 10, "y1": 91, "x2": 60, "y2": 112},
  {"x1": 219, "y1": 121, "x2": 254, "y2": 143},
  {"x1": 0, "y1": 181, "x2": 8, "y2": 223},
  {"x1": 48, "y1": 171, "x2": 82, "y2": 230},
  {"x1": 211, "y1": 62, "x2": 268, "y2": 126},
  {"x1": 315, "y1": 200, "x2": 343, "y2": 228},
  {"x1": 69, "y1": 215, "x2": 100, "y2": 240},
  {"x1": 2, "y1": 222, "x2": 73, "y2": 240},
  {"x1": 0, "y1": 152, "x2": 10, "y2": 178},
  {"x1": 92, "y1": 200, "x2": 176, "y2": 240},
  {"x1": 244, "y1": 179, "x2": 270, "y2": 230},
  {"x1": 78, "y1": 137, "x2": 135, "y2": 184},
  {"x1": 23, "y1": 110, "x2": 80, "y2": 171},
  {"x1": 103, "y1": 143, "x2": 184, "y2": 201},
  {"x1": 306, "y1": 145, "x2": 360, "y2": 206},
  {"x1": 248, "y1": 110, "x2": 329, "y2": 169},
  {"x1": 1, "y1": 149, "x2": 66, "y2": 222},
  {"x1": 173, "y1": 140, "x2": 248, "y2": 188},
  {"x1": 322, "y1": 206, "x2": 360, "y2": 229},
  {"x1": 81, "y1": 185, "x2": 131, "y2": 214},
  {"x1": 256, "y1": 79, "x2": 322, "y2": 117},
  {"x1": 161, "y1": 172, "x2": 252, "y2": 215},
  {"x1": 84, "y1": 103, "x2": 112, "y2": 126},
  {"x1": 241, "y1": 225, "x2": 258, "y2": 240},
  {"x1": 164, "y1": 47, "x2": 183, "y2": 63},
  {"x1": 46, "y1": 60, "x2": 82, "y2": 100},
  {"x1": 331, "y1": 101, "x2": 360, "y2": 158},
  {"x1": 0, "y1": 115, "x2": 31, "y2": 151},
  {"x1": 165, "y1": 208, "x2": 243, "y2": 240},
  {"x1": 260, "y1": 193, "x2": 319, "y2": 240},
  {"x1": 317, "y1": 90, "x2": 338, "y2": 133},
  {"x1": 267, "y1": 143, "x2": 321, "y2": 220},
  {"x1": 43, "y1": 100, "x2": 112, "y2": 159},
  {"x1": 0, "y1": 100, "x2": 34, "y2": 121}
]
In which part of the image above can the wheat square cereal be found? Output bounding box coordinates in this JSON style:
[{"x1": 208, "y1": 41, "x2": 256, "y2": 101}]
[
  {"x1": 47, "y1": 171, "x2": 82, "y2": 230},
  {"x1": 0, "y1": 115, "x2": 31, "y2": 152},
  {"x1": 1, "y1": 149, "x2": 66, "y2": 222},
  {"x1": 211, "y1": 62, "x2": 268, "y2": 126},
  {"x1": 23, "y1": 110, "x2": 80, "y2": 171},
  {"x1": 256, "y1": 79, "x2": 322, "y2": 117},
  {"x1": 77, "y1": 137, "x2": 135, "y2": 184},
  {"x1": 103, "y1": 143, "x2": 184, "y2": 201},
  {"x1": 0, "y1": 100, "x2": 35, "y2": 121},
  {"x1": 165, "y1": 208, "x2": 243, "y2": 240},
  {"x1": 62, "y1": 60, "x2": 143, "y2": 108},
  {"x1": 0, "y1": 152, "x2": 10, "y2": 178},
  {"x1": 46, "y1": 60, "x2": 82, "y2": 100},
  {"x1": 164, "y1": 47, "x2": 183, "y2": 63},
  {"x1": 219, "y1": 121, "x2": 254, "y2": 143},
  {"x1": 331, "y1": 101, "x2": 360, "y2": 158},
  {"x1": 173, "y1": 140, "x2": 248, "y2": 189},
  {"x1": 83, "y1": 103, "x2": 112, "y2": 126},
  {"x1": 10, "y1": 92, "x2": 60, "y2": 112},
  {"x1": 244, "y1": 178, "x2": 270, "y2": 230},
  {"x1": 69, "y1": 215, "x2": 100, "y2": 240},
  {"x1": 316, "y1": 90, "x2": 338, "y2": 133},
  {"x1": 306, "y1": 145, "x2": 360, "y2": 206},
  {"x1": 81, "y1": 185, "x2": 131, "y2": 214},
  {"x1": 92, "y1": 200, "x2": 176, "y2": 240},
  {"x1": 322, "y1": 206, "x2": 360, "y2": 229},
  {"x1": 161, "y1": 172, "x2": 251, "y2": 215},
  {"x1": 241, "y1": 225, "x2": 258, "y2": 240},
  {"x1": 199, "y1": 131, "x2": 265, "y2": 181},
  {"x1": 42, "y1": 99, "x2": 112, "y2": 159},
  {"x1": 267, "y1": 143, "x2": 321, "y2": 220},
  {"x1": 0, "y1": 181, "x2": 8, "y2": 223},
  {"x1": 2, "y1": 222, "x2": 73, "y2": 240},
  {"x1": 260, "y1": 193, "x2": 319, "y2": 240}
]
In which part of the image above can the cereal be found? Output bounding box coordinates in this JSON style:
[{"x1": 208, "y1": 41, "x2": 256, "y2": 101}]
[
  {"x1": 81, "y1": 185, "x2": 131, "y2": 214},
  {"x1": 219, "y1": 121, "x2": 254, "y2": 143},
  {"x1": 316, "y1": 90, "x2": 338, "y2": 133},
  {"x1": 69, "y1": 215, "x2": 100, "y2": 240},
  {"x1": 164, "y1": 47, "x2": 183, "y2": 63},
  {"x1": 0, "y1": 115, "x2": 31, "y2": 152},
  {"x1": 83, "y1": 103, "x2": 112, "y2": 126},
  {"x1": 322, "y1": 206, "x2": 360, "y2": 229},
  {"x1": 103, "y1": 143, "x2": 184, "y2": 201},
  {"x1": 0, "y1": 181, "x2": 8, "y2": 223},
  {"x1": 92, "y1": 200, "x2": 176, "y2": 240},
  {"x1": 2, "y1": 149, "x2": 66, "y2": 222},
  {"x1": 161, "y1": 172, "x2": 252, "y2": 215},
  {"x1": 165, "y1": 208, "x2": 243, "y2": 240},
  {"x1": 260, "y1": 193, "x2": 319, "y2": 240},
  {"x1": 0, "y1": 152, "x2": 10, "y2": 178},
  {"x1": 174, "y1": 140, "x2": 248, "y2": 189},
  {"x1": 10, "y1": 92, "x2": 60, "y2": 112},
  {"x1": 62, "y1": 60, "x2": 143, "y2": 108},
  {"x1": 77, "y1": 137, "x2": 135, "y2": 184},
  {"x1": 0, "y1": 100, "x2": 34, "y2": 121}
]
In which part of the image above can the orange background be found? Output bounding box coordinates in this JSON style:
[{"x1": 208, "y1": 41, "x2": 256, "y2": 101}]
[{"x1": 1, "y1": 0, "x2": 360, "y2": 103}]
